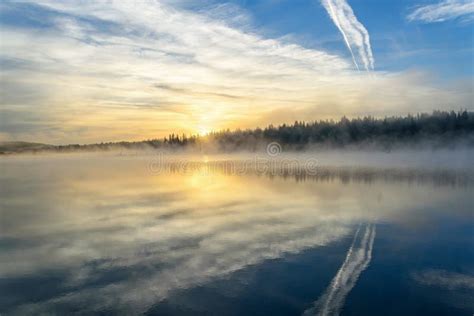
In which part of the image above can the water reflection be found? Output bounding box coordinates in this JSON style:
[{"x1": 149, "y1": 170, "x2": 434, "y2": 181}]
[
  {"x1": 304, "y1": 223, "x2": 376, "y2": 316},
  {"x1": 0, "y1": 157, "x2": 472, "y2": 315},
  {"x1": 161, "y1": 160, "x2": 474, "y2": 187}
]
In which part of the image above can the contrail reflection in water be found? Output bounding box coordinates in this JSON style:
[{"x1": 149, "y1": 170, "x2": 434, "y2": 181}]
[{"x1": 303, "y1": 223, "x2": 376, "y2": 316}]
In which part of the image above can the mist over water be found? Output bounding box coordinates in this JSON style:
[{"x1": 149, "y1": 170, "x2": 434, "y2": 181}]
[{"x1": 0, "y1": 153, "x2": 473, "y2": 315}]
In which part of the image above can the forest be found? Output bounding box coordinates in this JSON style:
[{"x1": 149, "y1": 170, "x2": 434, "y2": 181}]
[{"x1": 1, "y1": 111, "x2": 473, "y2": 154}]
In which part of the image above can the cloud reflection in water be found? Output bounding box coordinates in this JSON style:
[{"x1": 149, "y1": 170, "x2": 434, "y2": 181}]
[{"x1": 0, "y1": 157, "x2": 472, "y2": 314}]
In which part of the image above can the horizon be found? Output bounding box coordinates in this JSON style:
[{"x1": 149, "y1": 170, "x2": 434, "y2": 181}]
[{"x1": 0, "y1": 109, "x2": 471, "y2": 147}]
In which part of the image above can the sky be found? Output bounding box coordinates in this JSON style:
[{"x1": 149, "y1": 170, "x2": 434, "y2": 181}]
[{"x1": 0, "y1": 0, "x2": 473, "y2": 144}]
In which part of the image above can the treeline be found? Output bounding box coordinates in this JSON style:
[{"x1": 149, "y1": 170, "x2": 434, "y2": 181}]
[
  {"x1": 1, "y1": 111, "x2": 473, "y2": 154},
  {"x1": 208, "y1": 110, "x2": 474, "y2": 150}
]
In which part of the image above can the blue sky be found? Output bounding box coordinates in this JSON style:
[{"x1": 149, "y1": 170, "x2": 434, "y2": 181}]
[
  {"x1": 193, "y1": 0, "x2": 473, "y2": 77},
  {"x1": 0, "y1": 0, "x2": 473, "y2": 143}
]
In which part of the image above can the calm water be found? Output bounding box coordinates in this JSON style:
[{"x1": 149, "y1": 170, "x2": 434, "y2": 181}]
[{"x1": 0, "y1": 155, "x2": 473, "y2": 315}]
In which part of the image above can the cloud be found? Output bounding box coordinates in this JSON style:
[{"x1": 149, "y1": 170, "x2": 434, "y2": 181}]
[
  {"x1": 320, "y1": 0, "x2": 374, "y2": 71},
  {"x1": 407, "y1": 0, "x2": 474, "y2": 23},
  {"x1": 0, "y1": 0, "x2": 471, "y2": 143}
]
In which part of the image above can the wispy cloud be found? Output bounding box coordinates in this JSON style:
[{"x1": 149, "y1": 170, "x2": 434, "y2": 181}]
[
  {"x1": 407, "y1": 0, "x2": 474, "y2": 23},
  {"x1": 320, "y1": 0, "x2": 374, "y2": 71},
  {"x1": 0, "y1": 0, "x2": 471, "y2": 143},
  {"x1": 0, "y1": 0, "x2": 350, "y2": 142}
]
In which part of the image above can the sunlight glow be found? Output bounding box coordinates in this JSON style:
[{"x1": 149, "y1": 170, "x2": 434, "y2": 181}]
[{"x1": 198, "y1": 126, "x2": 211, "y2": 136}]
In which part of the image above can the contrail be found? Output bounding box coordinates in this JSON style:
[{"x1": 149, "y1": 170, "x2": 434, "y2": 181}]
[
  {"x1": 323, "y1": 0, "x2": 360, "y2": 71},
  {"x1": 303, "y1": 223, "x2": 376, "y2": 316},
  {"x1": 320, "y1": 0, "x2": 374, "y2": 71}
]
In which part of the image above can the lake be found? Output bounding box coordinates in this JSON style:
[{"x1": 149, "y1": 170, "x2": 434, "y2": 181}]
[{"x1": 0, "y1": 153, "x2": 473, "y2": 315}]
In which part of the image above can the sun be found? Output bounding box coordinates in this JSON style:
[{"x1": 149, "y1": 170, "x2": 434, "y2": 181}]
[{"x1": 198, "y1": 126, "x2": 211, "y2": 136}]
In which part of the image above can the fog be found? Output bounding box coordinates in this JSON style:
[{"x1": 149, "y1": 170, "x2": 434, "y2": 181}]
[{"x1": 4, "y1": 146, "x2": 474, "y2": 171}]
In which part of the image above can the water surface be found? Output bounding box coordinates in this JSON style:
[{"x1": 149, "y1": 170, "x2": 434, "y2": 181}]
[{"x1": 0, "y1": 156, "x2": 473, "y2": 315}]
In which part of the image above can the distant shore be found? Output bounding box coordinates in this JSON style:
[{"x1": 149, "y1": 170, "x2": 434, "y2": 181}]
[{"x1": 1, "y1": 111, "x2": 473, "y2": 155}]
